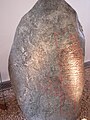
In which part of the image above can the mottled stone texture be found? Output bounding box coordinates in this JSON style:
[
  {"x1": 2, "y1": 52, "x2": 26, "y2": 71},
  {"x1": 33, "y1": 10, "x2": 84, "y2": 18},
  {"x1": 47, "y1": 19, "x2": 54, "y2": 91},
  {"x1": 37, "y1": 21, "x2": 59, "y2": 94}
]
[{"x1": 8, "y1": 0, "x2": 85, "y2": 120}]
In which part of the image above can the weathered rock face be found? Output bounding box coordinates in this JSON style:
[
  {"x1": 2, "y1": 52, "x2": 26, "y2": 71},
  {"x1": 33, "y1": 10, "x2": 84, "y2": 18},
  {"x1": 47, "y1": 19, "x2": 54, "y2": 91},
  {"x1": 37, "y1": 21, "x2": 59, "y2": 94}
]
[{"x1": 8, "y1": 0, "x2": 85, "y2": 120}]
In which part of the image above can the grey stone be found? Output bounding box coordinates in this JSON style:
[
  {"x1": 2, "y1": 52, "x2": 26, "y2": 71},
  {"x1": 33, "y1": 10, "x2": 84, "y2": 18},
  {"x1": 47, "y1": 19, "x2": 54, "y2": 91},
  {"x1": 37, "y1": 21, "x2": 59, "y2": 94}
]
[{"x1": 8, "y1": 0, "x2": 85, "y2": 120}]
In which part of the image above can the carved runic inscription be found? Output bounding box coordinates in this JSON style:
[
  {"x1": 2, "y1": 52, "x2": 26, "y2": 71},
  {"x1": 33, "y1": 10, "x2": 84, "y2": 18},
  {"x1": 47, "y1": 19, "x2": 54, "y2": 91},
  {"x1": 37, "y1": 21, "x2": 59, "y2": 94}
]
[{"x1": 32, "y1": 25, "x2": 82, "y2": 118}]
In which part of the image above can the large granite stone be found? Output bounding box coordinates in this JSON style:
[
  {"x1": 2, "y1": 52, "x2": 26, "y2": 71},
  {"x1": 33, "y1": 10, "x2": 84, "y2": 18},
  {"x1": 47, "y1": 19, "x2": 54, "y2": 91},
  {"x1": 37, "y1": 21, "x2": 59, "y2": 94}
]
[{"x1": 8, "y1": 0, "x2": 85, "y2": 120}]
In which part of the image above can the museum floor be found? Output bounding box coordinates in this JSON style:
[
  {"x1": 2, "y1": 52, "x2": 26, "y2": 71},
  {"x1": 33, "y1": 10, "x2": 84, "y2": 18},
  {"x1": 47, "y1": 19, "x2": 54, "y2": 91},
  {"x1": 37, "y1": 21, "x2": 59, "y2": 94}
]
[{"x1": 0, "y1": 62, "x2": 90, "y2": 120}]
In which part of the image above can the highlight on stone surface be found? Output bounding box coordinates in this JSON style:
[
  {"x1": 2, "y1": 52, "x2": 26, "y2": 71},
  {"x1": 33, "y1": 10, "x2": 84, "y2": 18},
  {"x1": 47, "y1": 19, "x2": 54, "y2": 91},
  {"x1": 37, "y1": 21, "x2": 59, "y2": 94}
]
[
  {"x1": 82, "y1": 118, "x2": 87, "y2": 120},
  {"x1": 8, "y1": 0, "x2": 85, "y2": 120}
]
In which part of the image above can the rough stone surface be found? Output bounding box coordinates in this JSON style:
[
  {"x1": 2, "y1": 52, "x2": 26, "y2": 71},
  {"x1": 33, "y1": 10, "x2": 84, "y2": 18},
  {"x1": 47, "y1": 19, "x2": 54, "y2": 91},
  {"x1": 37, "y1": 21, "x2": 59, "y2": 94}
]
[{"x1": 8, "y1": 0, "x2": 85, "y2": 120}]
